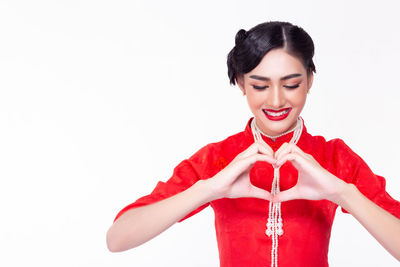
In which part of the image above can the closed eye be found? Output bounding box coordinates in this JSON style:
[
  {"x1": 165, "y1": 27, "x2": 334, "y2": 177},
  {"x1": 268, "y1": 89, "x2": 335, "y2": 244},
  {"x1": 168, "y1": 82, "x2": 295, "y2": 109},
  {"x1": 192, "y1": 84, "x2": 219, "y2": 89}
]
[
  {"x1": 284, "y1": 83, "x2": 300, "y2": 89},
  {"x1": 252, "y1": 85, "x2": 268, "y2": 90},
  {"x1": 252, "y1": 83, "x2": 300, "y2": 90}
]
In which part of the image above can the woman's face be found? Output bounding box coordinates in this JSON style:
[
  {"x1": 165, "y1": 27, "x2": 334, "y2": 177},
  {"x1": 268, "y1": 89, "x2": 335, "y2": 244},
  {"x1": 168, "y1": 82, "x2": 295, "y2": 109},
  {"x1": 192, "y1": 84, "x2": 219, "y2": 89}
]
[{"x1": 237, "y1": 48, "x2": 313, "y2": 137}]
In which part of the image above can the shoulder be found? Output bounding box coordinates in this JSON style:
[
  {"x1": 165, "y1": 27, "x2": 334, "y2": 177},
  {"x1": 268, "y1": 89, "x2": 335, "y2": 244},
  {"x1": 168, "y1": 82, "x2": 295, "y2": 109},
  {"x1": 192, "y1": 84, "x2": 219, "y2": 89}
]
[
  {"x1": 187, "y1": 130, "x2": 249, "y2": 175},
  {"x1": 304, "y1": 132, "x2": 357, "y2": 159},
  {"x1": 310, "y1": 134, "x2": 365, "y2": 182},
  {"x1": 190, "y1": 130, "x2": 248, "y2": 160},
  {"x1": 303, "y1": 132, "x2": 362, "y2": 170},
  {"x1": 325, "y1": 138, "x2": 362, "y2": 162}
]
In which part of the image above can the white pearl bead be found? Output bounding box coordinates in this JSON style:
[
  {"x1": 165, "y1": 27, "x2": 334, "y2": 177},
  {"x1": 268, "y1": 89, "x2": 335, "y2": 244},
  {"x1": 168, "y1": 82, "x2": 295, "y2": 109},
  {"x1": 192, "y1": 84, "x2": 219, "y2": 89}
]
[
  {"x1": 251, "y1": 116, "x2": 304, "y2": 266},
  {"x1": 265, "y1": 229, "x2": 272, "y2": 236}
]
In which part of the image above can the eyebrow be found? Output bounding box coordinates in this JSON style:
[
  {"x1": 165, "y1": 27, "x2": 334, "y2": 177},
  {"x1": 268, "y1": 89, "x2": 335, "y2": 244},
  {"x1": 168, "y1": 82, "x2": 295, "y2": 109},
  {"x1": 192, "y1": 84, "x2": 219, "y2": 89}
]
[{"x1": 249, "y1": 73, "x2": 302, "y2": 81}]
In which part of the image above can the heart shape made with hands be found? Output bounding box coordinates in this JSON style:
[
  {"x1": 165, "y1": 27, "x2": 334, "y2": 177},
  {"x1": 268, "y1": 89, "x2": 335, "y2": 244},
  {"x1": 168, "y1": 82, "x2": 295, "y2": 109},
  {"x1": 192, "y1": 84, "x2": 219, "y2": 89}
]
[
  {"x1": 249, "y1": 144, "x2": 299, "y2": 193},
  {"x1": 250, "y1": 160, "x2": 298, "y2": 193},
  {"x1": 247, "y1": 140, "x2": 346, "y2": 204}
]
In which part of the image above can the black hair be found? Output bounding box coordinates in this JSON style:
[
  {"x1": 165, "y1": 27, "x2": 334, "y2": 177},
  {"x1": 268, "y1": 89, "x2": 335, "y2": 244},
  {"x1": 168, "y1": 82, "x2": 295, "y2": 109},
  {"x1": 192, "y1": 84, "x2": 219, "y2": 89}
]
[{"x1": 227, "y1": 21, "x2": 316, "y2": 86}]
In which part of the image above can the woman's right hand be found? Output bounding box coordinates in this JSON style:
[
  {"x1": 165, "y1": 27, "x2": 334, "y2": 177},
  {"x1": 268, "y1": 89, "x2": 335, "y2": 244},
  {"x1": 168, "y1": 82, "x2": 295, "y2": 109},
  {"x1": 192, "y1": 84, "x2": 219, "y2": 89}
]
[{"x1": 206, "y1": 140, "x2": 277, "y2": 201}]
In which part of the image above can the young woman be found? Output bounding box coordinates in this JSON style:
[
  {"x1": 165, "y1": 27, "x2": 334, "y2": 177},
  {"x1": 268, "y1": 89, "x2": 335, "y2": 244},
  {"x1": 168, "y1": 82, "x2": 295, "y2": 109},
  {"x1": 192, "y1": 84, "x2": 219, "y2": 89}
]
[{"x1": 106, "y1": 21, "x2": 400, "y2": 266}]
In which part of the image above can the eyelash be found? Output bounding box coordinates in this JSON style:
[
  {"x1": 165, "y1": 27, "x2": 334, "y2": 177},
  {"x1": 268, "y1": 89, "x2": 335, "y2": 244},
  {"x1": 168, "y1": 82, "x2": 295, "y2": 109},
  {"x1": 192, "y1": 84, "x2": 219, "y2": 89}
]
[{"x1": 252, "y1": 83, "x2": 300, "y2": 90}]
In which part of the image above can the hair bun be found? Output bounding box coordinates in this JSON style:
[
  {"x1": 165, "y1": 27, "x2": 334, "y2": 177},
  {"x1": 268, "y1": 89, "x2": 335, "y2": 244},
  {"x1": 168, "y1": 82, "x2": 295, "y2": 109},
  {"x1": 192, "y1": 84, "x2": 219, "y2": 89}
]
[{"x1": 235, "y1": 29, "x2": 248, "y2": 46}]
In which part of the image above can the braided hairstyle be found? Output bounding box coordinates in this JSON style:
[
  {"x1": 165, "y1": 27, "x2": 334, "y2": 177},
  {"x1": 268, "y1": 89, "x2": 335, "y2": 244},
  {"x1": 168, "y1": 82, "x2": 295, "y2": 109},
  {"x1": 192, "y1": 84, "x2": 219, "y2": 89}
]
[{"x1": 227, "y1": 21, "x2": 316, "y2": 86}]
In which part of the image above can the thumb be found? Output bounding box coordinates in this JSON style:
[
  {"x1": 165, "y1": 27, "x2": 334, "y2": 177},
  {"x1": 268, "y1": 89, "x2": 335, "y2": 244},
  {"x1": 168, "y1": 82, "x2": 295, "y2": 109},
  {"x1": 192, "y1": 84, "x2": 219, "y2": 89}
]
[
  {"x1": 247, "y1": 185, "x2": 272, "y2": 201},
  {"x1": 272, "y1": 187, "x2": 299, "y2": 203}
]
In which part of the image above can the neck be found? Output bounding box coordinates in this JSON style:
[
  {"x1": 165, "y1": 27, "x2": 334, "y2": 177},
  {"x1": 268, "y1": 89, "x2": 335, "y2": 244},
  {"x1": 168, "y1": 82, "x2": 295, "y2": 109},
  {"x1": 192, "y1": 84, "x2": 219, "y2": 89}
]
[{"x1": 255, "y1": 118, "x2": 300, "y2": 140}]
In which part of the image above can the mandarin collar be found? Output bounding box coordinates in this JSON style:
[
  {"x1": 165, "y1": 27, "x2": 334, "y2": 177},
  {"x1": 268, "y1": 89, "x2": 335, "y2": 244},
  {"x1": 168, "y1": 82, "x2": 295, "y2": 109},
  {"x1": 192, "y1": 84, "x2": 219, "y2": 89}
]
[{"x1": 243, "y1": 116, "x2": 308, "y2": 150}]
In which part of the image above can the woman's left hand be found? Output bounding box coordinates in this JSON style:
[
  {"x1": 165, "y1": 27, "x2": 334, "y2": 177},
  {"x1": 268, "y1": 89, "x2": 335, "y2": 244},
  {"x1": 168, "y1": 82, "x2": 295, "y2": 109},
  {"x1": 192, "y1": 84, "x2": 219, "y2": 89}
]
[{"x1": 272, "y1": 142, "x2": 349, "y2": 204}]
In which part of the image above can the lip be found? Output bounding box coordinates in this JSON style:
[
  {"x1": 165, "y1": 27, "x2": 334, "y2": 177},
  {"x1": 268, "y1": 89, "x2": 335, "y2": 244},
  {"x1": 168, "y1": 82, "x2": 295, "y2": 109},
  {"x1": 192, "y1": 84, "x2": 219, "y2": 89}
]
[
  {"x1": 265, "y1": 107, "x2": 291, "y2": 112},
  {"x1": 263, "y1": 107, "x2": 292, "y2": 121}
]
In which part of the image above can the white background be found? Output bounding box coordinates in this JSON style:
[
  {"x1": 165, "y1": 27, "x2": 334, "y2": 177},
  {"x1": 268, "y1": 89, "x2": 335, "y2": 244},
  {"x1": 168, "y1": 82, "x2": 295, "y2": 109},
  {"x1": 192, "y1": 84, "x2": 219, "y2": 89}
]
[{"x1": 1, "y1": 0, "x2": 400, "y2": 266}]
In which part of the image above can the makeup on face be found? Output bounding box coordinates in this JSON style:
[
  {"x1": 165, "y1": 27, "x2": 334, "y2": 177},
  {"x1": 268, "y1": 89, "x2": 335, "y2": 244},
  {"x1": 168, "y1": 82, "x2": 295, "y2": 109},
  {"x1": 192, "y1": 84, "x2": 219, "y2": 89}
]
[
  {"x1": 249, "y1": 73, "x2": 303, "y2": 91},
  {"x1": 249, "y1": 73, "x2": 302, "y2": 82},
  {"x1": 263, "y1": 107, "x2": 292, "y2": 121},
  {"x1": 243, "y1": 49, "x2": 310, "y2": 135},
  {"x1": 247, "y1": 73, "x2": 303, "y2": 121}
]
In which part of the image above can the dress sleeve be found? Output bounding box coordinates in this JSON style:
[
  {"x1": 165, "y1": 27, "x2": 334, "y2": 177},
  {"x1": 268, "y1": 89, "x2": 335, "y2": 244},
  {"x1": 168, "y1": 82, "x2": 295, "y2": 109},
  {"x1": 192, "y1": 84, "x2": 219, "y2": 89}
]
[
  {"x1": 334, "y1": 139, "x2": 400, "y2": 219},
  {"x1": 113, "y1": 144, "x2": 214, "y2": 224}
]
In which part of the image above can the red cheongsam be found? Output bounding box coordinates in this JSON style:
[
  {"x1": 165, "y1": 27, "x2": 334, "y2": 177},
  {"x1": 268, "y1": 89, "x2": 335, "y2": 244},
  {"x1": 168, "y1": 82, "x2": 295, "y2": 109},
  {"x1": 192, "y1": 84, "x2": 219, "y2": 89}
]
[{"x1": 113, "y1": 117, "x2": 400, "y2": 267}]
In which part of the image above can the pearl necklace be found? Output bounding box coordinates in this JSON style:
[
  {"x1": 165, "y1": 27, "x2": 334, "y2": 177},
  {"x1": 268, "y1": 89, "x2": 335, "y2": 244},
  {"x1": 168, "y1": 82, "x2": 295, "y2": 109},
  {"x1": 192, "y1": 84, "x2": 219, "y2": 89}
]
[
  {"x1": 250, "y1": 116, "x2": 303, "y2": 267},
  {"x1": 254, "y1": 120, "x2": 299, "y2": 140}
]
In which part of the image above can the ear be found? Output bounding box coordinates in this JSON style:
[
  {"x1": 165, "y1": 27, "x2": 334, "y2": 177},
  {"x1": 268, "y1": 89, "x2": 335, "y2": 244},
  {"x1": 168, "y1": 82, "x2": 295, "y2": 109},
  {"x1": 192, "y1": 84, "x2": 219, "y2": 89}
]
[
  {"x1": 236, "y1": 74, "x2": 246, "y2": 95},
  {"x1": 307, "y1": 72, "x2": 314, "y2": 93}
]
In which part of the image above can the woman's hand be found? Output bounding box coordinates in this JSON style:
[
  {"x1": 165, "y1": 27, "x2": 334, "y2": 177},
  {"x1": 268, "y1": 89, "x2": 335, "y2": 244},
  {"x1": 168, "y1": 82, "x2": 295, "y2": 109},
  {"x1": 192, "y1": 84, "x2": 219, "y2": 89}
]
[
  {"x1": 207, "y1": 140, "x2": 277, "y2": 201},
  {"x1": 272, "y1": 142, "x2": 348, "y2": 204}
]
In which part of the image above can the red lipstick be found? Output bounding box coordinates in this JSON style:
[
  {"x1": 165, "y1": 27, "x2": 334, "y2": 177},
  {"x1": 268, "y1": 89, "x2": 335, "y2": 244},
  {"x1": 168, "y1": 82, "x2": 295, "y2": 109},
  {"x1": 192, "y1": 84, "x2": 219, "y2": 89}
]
[
  {"x1": 265, "y1": 108, "x2": 289, "y2": 112},
  {"x1": 263, "y1": 107, "x2": 292, "y2": 121}
]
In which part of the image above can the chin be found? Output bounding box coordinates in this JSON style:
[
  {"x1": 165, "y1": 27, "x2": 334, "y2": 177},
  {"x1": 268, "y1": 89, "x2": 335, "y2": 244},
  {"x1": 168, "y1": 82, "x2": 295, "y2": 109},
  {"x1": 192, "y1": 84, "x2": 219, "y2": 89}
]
[{"x1": 257, "y1": 113, "x2": 298, "y2": 135}]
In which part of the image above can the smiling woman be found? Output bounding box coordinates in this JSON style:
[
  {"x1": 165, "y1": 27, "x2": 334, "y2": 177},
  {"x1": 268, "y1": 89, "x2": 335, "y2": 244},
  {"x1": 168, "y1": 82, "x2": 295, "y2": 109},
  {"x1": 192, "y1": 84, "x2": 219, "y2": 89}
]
[
  {"x1": 236, "y1": 48, "x2": 311, "y2": 137},
  {"x1": 227, "y1": 21, "x2": 314, "y2": 137},
  {"x1": 107, "y1": 21, "x2": 400, "y2": 267}
]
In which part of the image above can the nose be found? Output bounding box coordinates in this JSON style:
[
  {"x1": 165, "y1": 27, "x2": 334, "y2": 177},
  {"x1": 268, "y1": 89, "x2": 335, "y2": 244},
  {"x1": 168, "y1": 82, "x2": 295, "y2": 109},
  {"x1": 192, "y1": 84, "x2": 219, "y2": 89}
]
[{"x1": 267, "y1": 86, "x2": 285, "y2": 109}]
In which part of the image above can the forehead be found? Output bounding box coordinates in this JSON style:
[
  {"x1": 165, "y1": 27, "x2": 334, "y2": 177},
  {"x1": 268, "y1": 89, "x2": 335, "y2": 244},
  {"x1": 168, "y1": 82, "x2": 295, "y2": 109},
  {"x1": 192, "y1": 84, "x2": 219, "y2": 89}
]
[{"x1": 247, "y1": 48, "x2": 305, "y2": 79}]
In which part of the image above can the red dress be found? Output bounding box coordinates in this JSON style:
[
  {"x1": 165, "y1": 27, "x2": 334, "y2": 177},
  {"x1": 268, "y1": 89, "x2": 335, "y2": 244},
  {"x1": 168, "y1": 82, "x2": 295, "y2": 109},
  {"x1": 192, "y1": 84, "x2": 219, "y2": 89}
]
[{"x1": 113, "y1": 117, "x2": 400, "y2": 267}]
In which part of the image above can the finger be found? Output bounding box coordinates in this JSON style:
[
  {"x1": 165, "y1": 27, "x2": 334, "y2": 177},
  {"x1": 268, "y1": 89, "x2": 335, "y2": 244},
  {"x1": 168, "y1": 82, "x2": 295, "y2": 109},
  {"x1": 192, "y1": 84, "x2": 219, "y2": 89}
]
[
  {"x1": 239, "y1": 140, "x2": 274, "y2": 159},
  {"x1": 238, "y1": 153, "x2": 277, "y2": 172},
  {"x1": 275, "y1": 142, "x2": 307, "y2": 161},
  {"x1": 274, "y1": 144, "x2": 294, "y2": 163},
  {"x1": 274, "y1": 142, "x2": 289, "y2": 160},
  {"x1": 272, "y1": 187, "x2": 300, "y2": 203},
  {"x1": 275, "y1": 151, "x2": 305, "y2": 169},
  {"x1": 223, "y1": 153, "x2": 277, "y2": 180},
  {"x1": 256, "y1": 139, "x2": 274, "y2": 156},
  {"x1": 224, "y1": 153, "x2": 274, "y2": 176},
  {"x1": 247, "y1": 185, "x2": 272, "y2": 201}
]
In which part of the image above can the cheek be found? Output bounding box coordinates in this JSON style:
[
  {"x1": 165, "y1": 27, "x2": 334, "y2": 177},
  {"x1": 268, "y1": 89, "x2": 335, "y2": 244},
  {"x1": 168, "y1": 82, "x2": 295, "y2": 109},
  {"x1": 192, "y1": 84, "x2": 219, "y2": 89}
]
[
  {"x1": 247, "y1": 93, "x2": 264, "y2": 108},
  {"x1": 288, "y1": 90, "x2": 307, "y2": 106}
]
